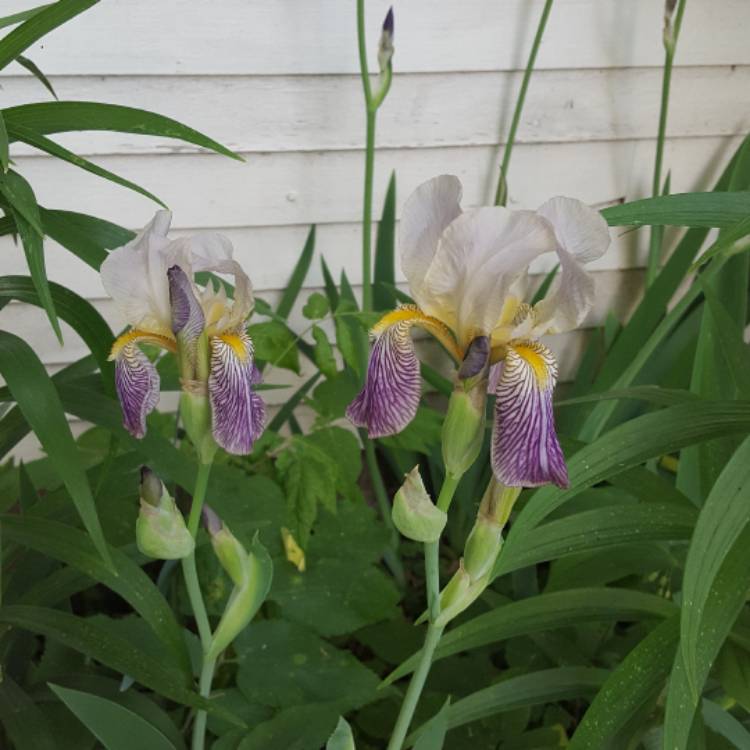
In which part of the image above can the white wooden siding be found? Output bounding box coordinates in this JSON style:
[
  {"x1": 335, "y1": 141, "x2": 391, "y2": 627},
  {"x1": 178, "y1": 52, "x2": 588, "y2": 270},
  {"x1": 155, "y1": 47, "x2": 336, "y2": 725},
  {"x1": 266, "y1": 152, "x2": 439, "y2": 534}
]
[{"x1": 3, "y1": 0, "x2": 749, "y2": 458}]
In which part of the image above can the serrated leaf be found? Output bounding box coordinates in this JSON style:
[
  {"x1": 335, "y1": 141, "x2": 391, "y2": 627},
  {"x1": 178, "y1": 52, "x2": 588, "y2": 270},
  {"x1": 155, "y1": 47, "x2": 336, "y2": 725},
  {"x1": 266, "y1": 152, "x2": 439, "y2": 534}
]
[
  {"x1": 49, "y1": 684, "x2": 177, "y2": 750},
  {"x1": 248, "y1": 320, "x2": 300, "y2": 373},
  {"x1": 312, "y1": 325, "x2": 337, "y2": 378},
  {"x1": 303, "y1": 292, "x2": 329, "y2": 320}
]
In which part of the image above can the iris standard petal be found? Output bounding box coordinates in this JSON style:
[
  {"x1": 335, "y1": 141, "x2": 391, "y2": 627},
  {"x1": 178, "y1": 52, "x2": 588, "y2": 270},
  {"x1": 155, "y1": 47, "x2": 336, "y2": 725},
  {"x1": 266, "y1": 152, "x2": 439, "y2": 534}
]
[
  {"x1": 168, "y1": 265, "x2": 205, "y2": 343},
  {"x1": 208, "y1": 332, "x2": 265, "y2": 455},
  {"x1": 100, "y1": 210, "x2": 181, "y2": 337},
  {"x1": 425, "y1": 207, "x2": 558, "y2": 345},
  {"x1": 110, "y1": 331, "x2": 169, "y2": 439},
  {"x1": 491, "y1": 340, "x2": 568, "y2": 488},
  {"x1": 533, "y1": 197, "x2": 611, "y2": 334},
  {"x1": 399, "y1": 174, "x2": 462, "y2": 313}
]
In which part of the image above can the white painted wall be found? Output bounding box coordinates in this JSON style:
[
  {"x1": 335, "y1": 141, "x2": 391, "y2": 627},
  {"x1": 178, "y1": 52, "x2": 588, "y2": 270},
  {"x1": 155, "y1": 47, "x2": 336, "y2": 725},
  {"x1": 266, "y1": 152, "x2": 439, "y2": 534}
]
[{"x1": 2, "y1": 0, "x2": 749, "y2": 455}]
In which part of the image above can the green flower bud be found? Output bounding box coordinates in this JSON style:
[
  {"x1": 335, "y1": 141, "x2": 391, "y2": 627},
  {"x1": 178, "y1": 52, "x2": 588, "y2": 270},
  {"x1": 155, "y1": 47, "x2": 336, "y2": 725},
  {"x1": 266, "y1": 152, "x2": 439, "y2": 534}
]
[
  {"x1": 442, "y1": 336, "x2": 490, "y2": 477},
  {"x1": 179, "y1": 390, "x2": 218, "y2": 465},
  {"x1": 136, "y1": 468, "x2": 194, "y2": 560},
  {"x1": 204, "y1": 508, "x2": 273, "y2": 661},
  {"x1": 392, "y1": 466, "x2": 447, "y2": 543}
]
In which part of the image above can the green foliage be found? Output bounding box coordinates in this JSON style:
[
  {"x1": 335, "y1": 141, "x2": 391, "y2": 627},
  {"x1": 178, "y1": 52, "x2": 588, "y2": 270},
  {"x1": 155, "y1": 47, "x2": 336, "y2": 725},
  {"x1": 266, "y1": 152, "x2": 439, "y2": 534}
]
[{"x1": 247, "y1": 320, "x2": 300, "y2": 373}]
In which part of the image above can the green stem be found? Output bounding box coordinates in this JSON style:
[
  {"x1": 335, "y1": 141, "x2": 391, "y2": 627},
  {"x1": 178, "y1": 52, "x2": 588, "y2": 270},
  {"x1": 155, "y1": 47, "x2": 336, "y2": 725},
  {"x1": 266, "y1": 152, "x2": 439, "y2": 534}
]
[
  {"x1": 180, "y1": 461, "x2": 214, "y2": 750},
  {"x1": 387, "y1": 472, "x2": 460, "y2": 750},
  {"x1": 494, "y1": 0, "x2": 554, "y2": 206},
  {"x1": 362, "y1": 107, "x2": 376, "y2": 311},
  {"x1": 363, "y1": 437, "x2": 406, "y2": 588},
  {"x1": 646, "y1": 0, "x2": 687, "y2": 285},
  {"x1": 191, "y1": 656, "x2": 217, "y2": 750}
]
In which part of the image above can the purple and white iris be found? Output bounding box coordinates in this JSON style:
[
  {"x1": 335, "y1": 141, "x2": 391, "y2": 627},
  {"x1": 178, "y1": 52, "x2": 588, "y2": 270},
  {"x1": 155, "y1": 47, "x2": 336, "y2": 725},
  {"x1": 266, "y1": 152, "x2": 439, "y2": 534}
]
[
  {"x1": 347, "y1": 175, "x2": 611, "y2": 488},
  {"x1": 101, "y1": 211, "x2": 265, "y2": 455}
]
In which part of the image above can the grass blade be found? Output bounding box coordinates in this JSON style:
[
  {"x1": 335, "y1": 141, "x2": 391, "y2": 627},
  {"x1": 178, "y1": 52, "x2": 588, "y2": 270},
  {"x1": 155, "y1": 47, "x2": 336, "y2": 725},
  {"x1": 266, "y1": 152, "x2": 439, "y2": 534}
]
[
  {"x1": 15, "y1": 55, "x2": 57, "y2": 98},
  {"x1": 275, "y1": 225, "x2": 315, "y2": 320},
  {"x1": 373, "y1": 171, "x2": 396, "y2": 311}
]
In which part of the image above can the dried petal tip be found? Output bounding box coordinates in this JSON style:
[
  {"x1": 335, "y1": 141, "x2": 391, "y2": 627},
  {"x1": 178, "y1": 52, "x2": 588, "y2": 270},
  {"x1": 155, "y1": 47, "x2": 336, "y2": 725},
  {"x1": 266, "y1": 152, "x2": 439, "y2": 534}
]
[
  {"x1": 202, "y1": 504, "x2": 223, "y2": 536},
  {"x1": 139, "y1": 466, "x2": 163, "y2": 506},
  {"x1": 382, "y1": 6, "x2": 394, "y2": 35}
]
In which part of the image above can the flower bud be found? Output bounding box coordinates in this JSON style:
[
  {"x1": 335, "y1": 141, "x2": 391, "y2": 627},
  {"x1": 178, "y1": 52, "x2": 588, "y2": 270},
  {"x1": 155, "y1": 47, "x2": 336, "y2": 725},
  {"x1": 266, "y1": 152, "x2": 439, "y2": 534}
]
[
  {"x1": 377, "y1": 7, "x2": 394, "y2": 74},
  {"x1": 136, "y1": 468, "x2": 194, "y2": 560},
  {"x1": 179, "y1": 391, "x2": 218, "y2": 465},
  {"x1": 442, "y1": 336, "x2": 490, "y2": 477},
  {"x1": 392, "y1": 466, "x2": 447, "y2": 543},
  {"x1": 663, "y1": 0, "x2": 677, "y2": 50},
  {"x1": 204, "y1": 508, "x2": 273, "y2": 661}
]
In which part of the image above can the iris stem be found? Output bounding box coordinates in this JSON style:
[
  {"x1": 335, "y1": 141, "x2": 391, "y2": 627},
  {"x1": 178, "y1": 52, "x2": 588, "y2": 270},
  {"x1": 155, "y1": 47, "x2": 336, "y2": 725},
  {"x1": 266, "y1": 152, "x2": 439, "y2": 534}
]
[
  {"x1": 646, "y1": 0, "x2": 687, "y2": 286},
  {"x1": 494, "y1": 0, "x2": 554, "y2": 206},
  {"x1": 387, "y1": 472, "x2": 461, "y2": 750},
  {"x1": 181, "y1": 460, "x2": 214, "y2": 750}
]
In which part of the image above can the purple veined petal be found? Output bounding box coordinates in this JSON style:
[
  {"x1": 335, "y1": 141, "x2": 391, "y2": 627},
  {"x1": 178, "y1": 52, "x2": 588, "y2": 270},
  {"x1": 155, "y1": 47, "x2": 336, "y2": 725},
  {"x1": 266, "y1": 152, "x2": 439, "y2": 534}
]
[
  {"x1": 208, "y1": 332, "x2": 266, "y2": 455},
  {"x1": 168, "y1": 265, "x2": 205, "y2": 343},
  {"x1": 487, "y1": 361, "x2": 503, "y2": 395},
  {"x1": 491, "y1": 340, "x2": 569, "y2": 488},
  {"x1": 346, "y1": 315, "x2": 422, "y2": 439},
  {"x1": 112, "y1": 334, "x2": 162, "y2": 439}
]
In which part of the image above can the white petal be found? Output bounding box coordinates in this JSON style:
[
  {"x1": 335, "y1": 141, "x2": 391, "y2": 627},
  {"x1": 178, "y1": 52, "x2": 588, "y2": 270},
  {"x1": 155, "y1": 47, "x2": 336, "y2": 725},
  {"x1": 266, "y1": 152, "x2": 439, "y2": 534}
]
[
  {"x1": 101, "y1": 210, "x2": 176, "y2": 336},
  {"x1": 533, "y1": 197, "x2": 611, "y2": 334},
  {"x1": 537, "y1": 196, "x2": 610, "y2": 263},
  {"x1": 399, "y1": 175, "x2": 462, "y2": 310},
  {"x1": 424, "y1": 207, "x2": 558, "y2": 345}
]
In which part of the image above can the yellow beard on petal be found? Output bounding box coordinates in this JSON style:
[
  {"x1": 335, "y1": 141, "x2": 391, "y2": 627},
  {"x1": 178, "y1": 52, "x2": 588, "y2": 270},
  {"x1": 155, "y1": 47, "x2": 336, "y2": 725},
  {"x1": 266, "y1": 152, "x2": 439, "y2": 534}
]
[
  {"x1": 216, "y1": 332, "x2": 249, "y2": 361},
  {"x1": 510, "y1": 341, "x2": 551, "y2": 389},
  {"x1": 109, "y1": 328, "x2": 177, "y2": 360}
]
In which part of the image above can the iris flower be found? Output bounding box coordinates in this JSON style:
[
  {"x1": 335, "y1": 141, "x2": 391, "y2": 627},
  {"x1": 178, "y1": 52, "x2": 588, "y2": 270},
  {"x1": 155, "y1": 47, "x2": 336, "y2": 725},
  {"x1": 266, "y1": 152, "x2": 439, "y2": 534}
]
[
  {"x1": 347, "y1": 175, "x2": 610, "y2": 488},
  {"x1": 101, "y1": 211, "x2": 265, "y2": 455}
]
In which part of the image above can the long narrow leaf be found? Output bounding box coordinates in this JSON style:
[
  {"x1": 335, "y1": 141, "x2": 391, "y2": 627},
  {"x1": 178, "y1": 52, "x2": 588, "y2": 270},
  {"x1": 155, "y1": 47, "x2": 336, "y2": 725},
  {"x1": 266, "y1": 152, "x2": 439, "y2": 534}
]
[
  {"x1": 15, "y1": 55, "x2": 58, "y2": 99},
  {"x1": 0, "y1": 0, "x2": 96, "y2": 72},
  {"x1": 0, "y1": 332, "x2": 111, "y2": 567},
  {"x1": 2, "y1": 514, "x2": 191, "y2": 677},
  {"x1": 275, "y1": 225, "x2": 315, "y2": 320},
  {"x1": 373, "y1": 171, "x2": 396, "y2": 311},
  {"x1": 0, "y1": 675, "x2": 56, "y2": 750},
  {"x1": 3, "y1": 101, "x2": 240, "y2": 160},
  {"x1": 0, "y1": 5, "x2": 51, "y2": 30}
]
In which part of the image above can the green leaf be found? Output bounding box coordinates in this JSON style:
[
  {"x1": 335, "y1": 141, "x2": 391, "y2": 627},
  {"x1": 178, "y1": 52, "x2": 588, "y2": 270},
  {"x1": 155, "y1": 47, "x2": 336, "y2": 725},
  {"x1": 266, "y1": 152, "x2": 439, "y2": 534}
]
[
  {"x1": 311, "y1": 325, "x2": 337, "y2": 379},
  {"x1": 303, "y1": 292, "x2": 329, "y2": 320},
  {"x1": 384, "y1": 588, "x2": 674, "y2": 685},
  {"x1": 495, "y1": 503, "x2": 696, "y2": 577},
  {"x1": 0, "y1": 5, "x2": 51, "y2": 31},
  {"x1": 267, "y1": 373, "x2": 321, "y2": 432},
  {"x1": 0, "y1": 0, "x2": 96, "y2": 73},
  {"x1": 568, "y1": 616, "x2": 679, "y2": 749},
  {"x1": 717, "y1": 642, "x2": 750, "y2": 712},
  {"x1": 48, "y1": 684, "x2": 177, "y2": 750},
  {"x1": 373, "y1": 171, "x2": 396, "y2": 311},
  {"x1": 3, "y1": 101, "x2": 240, "y2": 161},
  {"x1": 0, "y1": 275, "x2": 114, "y2": 390},
  {"x1": 0, "y1": 111, "x2": 8, "y2": 173},
  {"x1": 320, "y1": 256, "x2": 340, "y2": 310},
  {"x1": 555, "y1": 385, "x2": 699, "y2": 408},
  {"x1": 0, "y1": 606, "x2": 222, "y2": 716},
  {"x1": 0, "y1": 332, "x2": 111, "y2": 567},
  {"x1": 413, "y1": 699, "x2": 450, "y2": 750},
  {"x1": 237, "y1": 704, "x2": 339, "y2": 750},
  {"x1": 235, "y1": 620, "x2": 379, "y2": 711},
  {"x1": 601, "y1": 192, "x2": 750, "y2": 228},
  {"x1": 276, "y1": 225, "x2": 315, "y2": 320},
  {"x1": 1, "y1": 514, "x2": 191, "y2": 677},
  {"x1": 409, "y1": 668, "x2": 608, "y2": 744},
  {"x1": 326, "y1": 717, "x2": 356, "y2": 750},
  {"x1": 702, "y1": 699, "x2": 750, "y2": 750},
  {"x1": 0, "y1": 675, "x2": 56, "y2": 750},
  {"x1": 505, "y1": 400, "x2": 750, "y2": 545},
  {"x1": 0, "y1": 171, "x2": 62, "y2": 339},
  {"x1": 680, "y1": 437, "x2": 750, "y2": 693},
  {"x1": 248, "y1": 320, "x2": 300, "y2": 373},
  {"x1": 40, "y1": 207, "x2": 134, "y2": 269},
  {"x1": 8, "y1": 123, "x2": 166, "y2": 206},
  {"x1": 15, "y1": 55, "x2": 57, "y2": 98}
]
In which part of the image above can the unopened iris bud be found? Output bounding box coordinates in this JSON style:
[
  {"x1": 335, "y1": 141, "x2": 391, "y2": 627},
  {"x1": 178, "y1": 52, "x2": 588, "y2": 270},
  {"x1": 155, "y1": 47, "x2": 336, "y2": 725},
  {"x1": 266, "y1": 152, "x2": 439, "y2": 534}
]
[
  {"x1": 378, "y1": 7, "x2": 394, "y2": 73},
  {"x1": 442, "y1": 336, "x2": 490, "y2": 477},
  {"x1": 204, "y1": 507, "x2": 273, "y2": 661},
  {"x1": 392, "y1": 466, "x2": 447, "y2": 543},
  {"x1": 179, "y1": 391, "x2": 218, "y2": 465},
  {"x1": 136, "y1": 467, "x2": 194, "y2": 560},
  {"x1": 434, "y1": 479, "x2": 522, "y2": 627},
  {"x1": 663, "y1": 0, "x2": 677, "y2": 50}
]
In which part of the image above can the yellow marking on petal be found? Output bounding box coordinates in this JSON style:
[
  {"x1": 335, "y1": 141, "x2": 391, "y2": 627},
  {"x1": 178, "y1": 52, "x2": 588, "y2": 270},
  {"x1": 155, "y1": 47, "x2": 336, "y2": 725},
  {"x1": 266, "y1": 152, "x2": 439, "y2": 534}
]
[
  {"x1": 281, "y1": 527, "x2": 306, "y2": 572},
  {"x1": 510, "y1": 341, "x2": 551, "y2": 389},
  {"x1": 373, "y1": 305, "x2": 463, "y2": 363},
  {"x1": 216, "y1": 332, "x2": 249, "y2": 361},
  {"x1": 109, "y1": 328, "x2": 176, "y2": 361}
]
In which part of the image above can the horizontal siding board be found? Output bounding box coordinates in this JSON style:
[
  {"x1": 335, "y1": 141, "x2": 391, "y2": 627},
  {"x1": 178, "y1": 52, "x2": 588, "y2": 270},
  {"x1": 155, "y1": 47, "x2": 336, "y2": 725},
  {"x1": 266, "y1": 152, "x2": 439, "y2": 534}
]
[
  {"x1": 2, "y1": 66, "x2": 748, "y2": 156},
  {"x1": 6, "y1": 0, "x2": 750, "y2": 75},
  {"x1": 6, "y1": 135, "x2": 739, "y2": 231}
]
